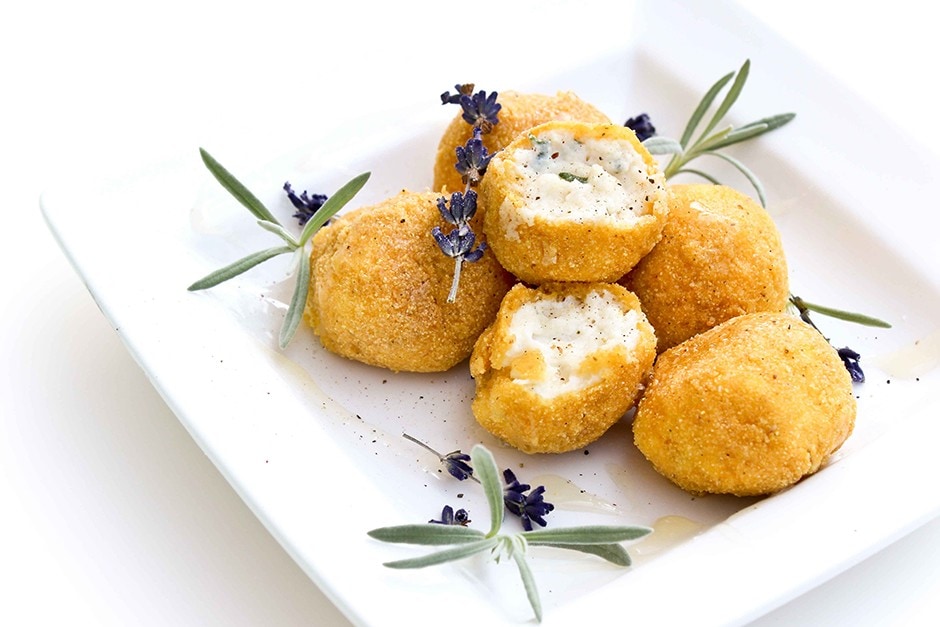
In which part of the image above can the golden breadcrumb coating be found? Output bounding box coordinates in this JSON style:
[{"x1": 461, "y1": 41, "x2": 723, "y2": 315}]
[
  {"x1": 304, "y1": 190, "x2": 515, "y2": 372},
  {"x1": 433, "y1": 90, "x2": 610, "y2": 194},
  {"x1": 479, "y1": 121, "x2": 668, "y2": 283},
  {"x1": 633, "y1": 312, "x2": 856, "y2": 496},
  {"x1": 470, "y1": 282, "x2": 657, "y2": 453},
  {"x1": 622, "y1": 183, "x2": 789, "y2": 351}
]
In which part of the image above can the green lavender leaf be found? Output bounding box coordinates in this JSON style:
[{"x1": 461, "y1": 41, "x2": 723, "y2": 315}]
[
  {"x1": 678, "y1": 70, "x2": 735, "y2": 148},
  {"x1": 471, "y1": 444, "x2": 504, "y2": 537},
  {"x1": 367, "y1": 524, "x2": 486, "y2": 545},
  {"x1": 199, "y1": 148, "x2": 279, "y2": 224},
  {"x1": 278, "y1": 247, "x2": 311, "y2": 349},
  {"x1": 642, "y1": 136, "x2": 684, "y2": 155},
  {"x1": 791, "y1": 296, "x2": 892, "y2": 328},
  {"x1": 533, "y1": 542, "x2": 633, "y2": 566},
  {"x1": 187, "y1": 245, "x2": 293, "y2": 291},
  {"x1": 257, "y1": 220, "x2": 300, "y2": 248},
  {"x1": 694, "y1": 59, "x2": 750, "y2": 145},
  {"x1": 739, "y1": 112, "x2": 797, "y2": 133},
  {"x1": 512, "y1": 553, "x2": 542, "y2": 623},
  {"x1": 705, "y1": 151, "x2": 767, "y2": 207},
  {"x1": 382, "y1": 538, "x2": 498, "y2": 569},
  {"x1": 674, "y1": 168, "x2": 722, "y2": 184},
  {"x1": 298, "y1": 171, "x2": 371, "y2": 246},
  {"x1": 691, "y1": 125, "x2": 734, "y2": 153},
  {"x1": 707, "y1": 113, "x2": 795, "y2": 150},
  {"x1": 523, "y1": 525, "x2": 651, "y2": 545}
]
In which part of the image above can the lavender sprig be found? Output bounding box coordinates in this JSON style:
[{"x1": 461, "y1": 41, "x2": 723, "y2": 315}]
[
  {"x1": 368, "y1": 444, "x2": 650, "y2": 623},
  {"x1": 188, "y1": 148, "x2": 369, "y2": 348},
  {"x1": 432, "y1": 190, "x2": 487, "y2": 302},
  {"x1": 402, "y1": 433, "x2": 475, "y2": 482},
  {"x1": 435, "y1": 84, "x2": 499, "y2": 302},
  {"x1": 638, "y1": 59, "x2": 795, "y2": 207}
]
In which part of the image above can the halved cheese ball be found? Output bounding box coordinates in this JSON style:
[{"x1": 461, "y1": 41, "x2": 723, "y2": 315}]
[
  {"x1": 480, "y1": 121, "x2": 668, "y2": 283},
  {"x1": 470, "y1": 282, "x2": 657, "y2": 453},
  {"x1": 633, "y1": 312, "x2": 856, "y2": 496},
  {"x1": 304, "y1": 190, "x2": 515, "y2": 372},
  {"x1": 621, "y1": 184, "x2": 789, "y2": 352},
  {"x1": 433, "y1": 90, "x2": 610, "y2": 194}
]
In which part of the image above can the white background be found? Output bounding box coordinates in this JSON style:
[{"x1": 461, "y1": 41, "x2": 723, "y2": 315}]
[{"x1": 2, "y1": 1, "x2": 938, "y2": 625}]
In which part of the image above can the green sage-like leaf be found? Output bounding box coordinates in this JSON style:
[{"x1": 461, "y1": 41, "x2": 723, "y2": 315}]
[
  {"x1": 533, "y1": 542, "x2": 632, "y2": 566},
  {"x1": 257, "y1": 220, "x2": 300, "y2": 248},
  {"x1": 470, "y1": 445, "x2": 504, "y2": 537},
  {"x1": 523, "y1": 525, "x2": 652, "y2": 545},
  {"x1": 298, "y1": 171, "x2": 371, "y2": 245},
  {"x1": 199, "y1": 148, "x2": 280, "y2": 224},
  {"x1": 512, "y1": 552, "x2": 543, "y2": 623},
  {"x1": 187, "y1": 245, "x2": 293, "y2": 291},
  {"x1": 674, "y1": 168, "x2": 722, "y2": 185},
  {"x1": 382, "y1": 537, "x2": 498, "y2": 569},
  {"x1": 689, "y1": 124, "x2": 734, "y2": 154},
  {"x1": 678, "y1": 70, "x2": 735, "y2": 148},
  {"x1": 367, "y1": 524, "x2": 486, "y2": 545},
  {"x1": 793, "y1": 297, "x2": 892, "y2": 328},
  {"x1": 278, "y1": 247, "x2": 310, "y2": 349},
  {"x1": 695, "y1": 59, "x2": 750, "y2": 145},
  {"x1": 642, "y1": 136, "x2": 683, "y2": 155},
  {"x1": 739, "y1": 112, "x2": 797, "y2": 134},
  {"x1": 707, "y1": 113, "x2": 795, "y2": 150},
  {"x1": 701, "y1": 122, "x2": 769, "y2": 151},
  {"x1": 705, "y1": 151, "x2": 767, "y2": 207}
]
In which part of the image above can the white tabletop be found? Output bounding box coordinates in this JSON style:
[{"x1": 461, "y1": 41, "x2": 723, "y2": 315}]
[{"x1": 3, "y1": 1, "x2": 938, "y2": 625}]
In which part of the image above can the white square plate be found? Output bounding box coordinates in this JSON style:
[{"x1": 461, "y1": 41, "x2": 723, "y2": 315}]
[{"x1": 41, "y1": 1, "x2": 940, "y2": 624}]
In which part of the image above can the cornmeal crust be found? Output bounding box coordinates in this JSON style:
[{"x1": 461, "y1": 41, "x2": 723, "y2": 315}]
[
  {"x1": 304, "y1": 190, "x2": 515, "y2": 372},
  {"x1": 632, "y1": 312, "x2": 856, "y2": 496},
  {"x1": 471, "y1": 282, "x2": 657, "y2": 453}
]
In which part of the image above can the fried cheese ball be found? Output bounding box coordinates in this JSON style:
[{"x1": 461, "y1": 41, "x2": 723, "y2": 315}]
[
  {"x1": 479, "y1": 121, "x2": 668, "y2": 283},
  {"x1": 470, "y1": 282, "x2": 657, "y2": 454},
  {"x1": 480, "y1": 122, "x2": 668, "y2": 284},
  {"x1": 304, "y1": 190, "x2": 515, "y2": 372},
  {"x1": 433, "y1": 90, "x2": 611, "y2": 194},
  {"x1": 633, "y1": 312, "x2": 856, "y2": 496},
  {"x1": 621, "y1": 183, "x2": 789, "y2": 352}
]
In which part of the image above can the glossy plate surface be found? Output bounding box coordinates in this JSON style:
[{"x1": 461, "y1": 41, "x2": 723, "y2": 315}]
[{"x1": 41, "y1": 1, "x2": 940, "y2": 624}]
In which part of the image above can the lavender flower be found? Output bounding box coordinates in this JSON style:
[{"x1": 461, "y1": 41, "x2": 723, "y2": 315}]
[
  {"x1": 283, "y1": 182, "x2": 328, "y2": 226},
  {"x1": 437, "y1": 190, "x2": 478, "y2": 225},
  {"x1": 625, "y1": 113, "x2": 657, "y2": 142},
  {"x1": 503, "y1": 469, "x2": 554, "y2": 531},
  {"x1": 429, "y1": 505, "x2": 471, "y2": 526},
  {"x1": 440, "y1": 83, "x2": 475, "y2": 105},
  {"x1": 837, "y1": 347, "x2": 865, "y2": 383},
  {"x1": 402, "y1": 434, "x2": 474, "y2": 481},
  {"x1": 455, "y1": 128, "x2": 493, "y2": 186},
  {"x1": 431, "y1": 225, "x2": 485, "y2": 262},
  {"x1": 441, "y1": 450, "x2": 474, "y2": 481},
  {"x1": 459, "y1": 90, "x2": 501, "y2": 132}
]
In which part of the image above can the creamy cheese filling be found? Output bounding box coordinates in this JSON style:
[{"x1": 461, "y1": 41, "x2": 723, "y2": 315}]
[
  {"x1": 502, "y1": 290, "x2": 641, "y2": 398},
  {"x1": 503, "y1": 129, "x2": 660, "y2": 239}
]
